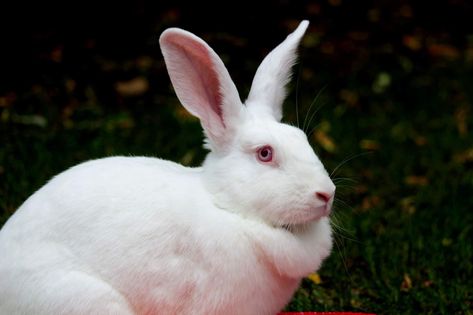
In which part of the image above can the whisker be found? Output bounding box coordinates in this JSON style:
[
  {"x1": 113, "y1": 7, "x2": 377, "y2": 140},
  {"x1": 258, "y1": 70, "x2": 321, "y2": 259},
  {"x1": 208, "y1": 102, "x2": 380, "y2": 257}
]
[
  {"x1": 330, "y1": 151, "x2": 372, "y2": 178},
  {"x1": 306, "y1": 101, "x2": 331, "y2": 139},
  {"x1": 332, "y1": 184, "x2": 356, "y2": 191},
  {"x1": 328, "y1": 184, "x2": 361, "y2": 281},
  {"x1": 332, "y1": 177, "x2": 358, "y2": 183},
  {"x1": 331, "y1": 222, "x2": 359, "y2": 243},
  {"x1": 333, "y1": 186, "x2": 357, "y2": 194},
  {"x1": 333, "y1": 198, "x2": 355, "y2": 212},
  {"x1": 332, "y1": 177, "x2": 358, "y2": 184},
  {"x1": 332, "y1": 230, "x2": 352, "y2": 280},
  {"x1": 333, "y1": 199, "x2": 357, "y2": 220},
  {"x1": 305, "y1": 100, "x2": 328, "y2": 135},
  {"x1": 302, "y1": 85, "x2": 328, "y2": 133},
  {"x1": 306, "y1": 123, "x2": 321, "y2": 139}
]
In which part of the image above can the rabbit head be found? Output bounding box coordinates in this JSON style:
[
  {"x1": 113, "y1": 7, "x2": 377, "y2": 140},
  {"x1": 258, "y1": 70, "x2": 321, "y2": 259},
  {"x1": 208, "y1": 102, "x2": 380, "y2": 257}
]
[{"x1": 160, "y1": 21, "x2": 335, "y2": 229}]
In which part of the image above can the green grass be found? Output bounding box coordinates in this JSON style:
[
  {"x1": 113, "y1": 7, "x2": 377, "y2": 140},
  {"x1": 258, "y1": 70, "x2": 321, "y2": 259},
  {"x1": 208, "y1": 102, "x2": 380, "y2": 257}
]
[{"x1": 1, "y1": 10, "x2": 473, "y2": 314}]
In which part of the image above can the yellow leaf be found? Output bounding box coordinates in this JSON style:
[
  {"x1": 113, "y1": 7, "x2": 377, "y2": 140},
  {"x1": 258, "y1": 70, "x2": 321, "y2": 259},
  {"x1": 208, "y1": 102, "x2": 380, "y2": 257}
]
[
  {"x1": 405, "y1": 175, "x2": 429, "y2": 187},
  {"x1": 115, "y1": 77, "x2": 149, "y2": 97},
  {"x1": 401, "y1": 274, "x2": 412, "y2": 292},
  {"x1": 313, "y1": 130, "x2": 337, "y2": 153},
  {"x1": 307, "y1": 272, "x2": 322, "y2": 285}
]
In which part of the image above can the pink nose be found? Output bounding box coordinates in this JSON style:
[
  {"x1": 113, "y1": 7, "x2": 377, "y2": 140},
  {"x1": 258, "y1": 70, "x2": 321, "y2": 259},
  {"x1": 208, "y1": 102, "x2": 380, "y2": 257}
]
[{"x1": 315, "y1": 191, "x2": 333, "y2": 203}]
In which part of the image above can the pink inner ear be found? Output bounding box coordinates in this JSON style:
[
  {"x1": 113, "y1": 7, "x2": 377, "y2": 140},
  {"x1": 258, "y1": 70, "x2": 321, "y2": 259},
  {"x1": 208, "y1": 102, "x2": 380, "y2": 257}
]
[{"x1": 166, "y1": 34, "x2": 224, "y2": 126}]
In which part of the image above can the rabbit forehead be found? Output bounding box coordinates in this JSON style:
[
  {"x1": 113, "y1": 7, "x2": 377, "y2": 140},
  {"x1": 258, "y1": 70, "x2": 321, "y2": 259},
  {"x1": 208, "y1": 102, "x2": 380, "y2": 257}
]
[{"x1": 237, "y1": 118, "x2": 320, "y2": 164}]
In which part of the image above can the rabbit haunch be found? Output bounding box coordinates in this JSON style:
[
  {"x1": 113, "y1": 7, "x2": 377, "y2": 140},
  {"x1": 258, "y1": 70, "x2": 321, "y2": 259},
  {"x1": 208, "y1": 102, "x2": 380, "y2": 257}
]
[{"x1": 0, "y1": 20, "x2": 335, "y2": 315}]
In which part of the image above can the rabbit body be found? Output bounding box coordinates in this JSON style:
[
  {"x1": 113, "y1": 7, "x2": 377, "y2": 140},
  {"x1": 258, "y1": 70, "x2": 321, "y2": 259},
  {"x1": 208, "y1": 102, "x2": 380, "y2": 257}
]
[
  {"x1": 0, "y1": 20, "x2": 334, "y2": 315},
  {"x1": 0, "y1": 157, "x2": 331, "y2": 315}
]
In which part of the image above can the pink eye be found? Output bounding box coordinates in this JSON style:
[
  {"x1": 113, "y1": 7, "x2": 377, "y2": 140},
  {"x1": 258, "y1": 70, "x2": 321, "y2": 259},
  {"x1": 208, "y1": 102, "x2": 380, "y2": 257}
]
[{"x1": 257, "y1": 146, "x2": 273, "y2": 163}]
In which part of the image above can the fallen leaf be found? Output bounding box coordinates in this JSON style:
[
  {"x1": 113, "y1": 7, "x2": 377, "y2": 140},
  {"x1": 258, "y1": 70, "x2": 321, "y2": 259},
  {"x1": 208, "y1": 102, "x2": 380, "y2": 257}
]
[
  {"x1": 348, "y1": 31, "x2": 369, "y2": 41},
  {"x1": 306, "y1": 3, "x2": 321, "y2": 15},
  {"x1": 428, "y1": 43, "x2": 460, "y2": 59},
  {"x1": 414, "y1": 136, "x2": 428, "y2": 146},
  {"x1": 403, "y1": 35, "x2": 422, "y2": 51},
  {"x1": 400, "y1": 196, "x2": 416, "y2": 214},
  {"x1": 453, "y1": 148, "x2": 473, "y2": 164},
  {"x1": 321, "y1": 42, "x2": 335, "y2": 55},
  {"x1": 361, "y1": 195, "x2": 381, "y2": 211},
  {"x1": 0, "y1": 92, "x2": 17, "y2": 108},
  {"x1": 399, "y1": 4, "x2": 413, "y2": 18},
  {"x1": 339, "y1": 89, "x2": 359, "y2": 106},
  {"x1": 455, "y1": 105, "x2": 469, "y2": 136},
  {"x1": 50, "y1": 45, "x2": 63, "y2": 63},
  {"x1": 368, "y1": 9, "x2": 380, "y2": 22},
  {"x1": 350, "y1": 298, "x2": 362, "y2": 308},
  {"x1": 0, "y1": 97, "x2": 8, "y2": 107},
  {"x1": 360, "y1": 139, "x2": 380, "y2": 150},
  {"x1": 442, "y1": 238, "x2": 452, "y2": 247},
  {"x1": 328, "y1": 0, "x2": 341, "y2": 6},
  {"x1": 307, "y1": 272, "x2": 322, "y2": 285},
  {"x1": 405, "y1": 175, "x2": 429, "y2": 187},
  {"x1": 314, "y1": 130, "x2": 337, "y2": 153},
  {"x1": 466, "y1": 48, "x2": 473, "y2": 63},
  {"x1": 401, "y1": 274, "x2": 412, "y2": 292},
  {"x1": 115, "y1": 77, "x2": 149, "y2": 97},
  {"x1": 136, "y1": 56, "x2": 154, "y2": 70},
  {"x1": 372, "y1": 72, "x2": 391, "y2": 94}
]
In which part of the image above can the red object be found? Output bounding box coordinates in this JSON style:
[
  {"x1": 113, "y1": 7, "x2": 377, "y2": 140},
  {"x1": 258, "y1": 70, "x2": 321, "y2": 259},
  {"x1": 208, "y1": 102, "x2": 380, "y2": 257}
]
[{"x1": 279, "y1": 313, "x2": 375, "y2": 315}]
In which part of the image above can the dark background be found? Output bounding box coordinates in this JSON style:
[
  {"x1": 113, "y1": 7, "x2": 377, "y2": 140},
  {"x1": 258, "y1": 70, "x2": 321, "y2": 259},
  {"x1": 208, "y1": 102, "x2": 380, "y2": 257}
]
[{"x1": 1, "y1": 1, "x2": 472, "y2": 314}]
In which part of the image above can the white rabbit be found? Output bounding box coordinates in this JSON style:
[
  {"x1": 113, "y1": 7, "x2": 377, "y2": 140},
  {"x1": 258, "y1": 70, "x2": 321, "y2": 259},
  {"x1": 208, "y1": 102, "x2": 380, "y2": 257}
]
[{"x1": 0, "y1": 20, "x2": 335, "y2": 315}]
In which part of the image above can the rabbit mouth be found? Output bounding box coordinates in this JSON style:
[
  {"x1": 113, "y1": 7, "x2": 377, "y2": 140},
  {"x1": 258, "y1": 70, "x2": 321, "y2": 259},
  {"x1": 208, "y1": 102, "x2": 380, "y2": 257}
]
[{"x1": 280, "y1": 206, "x2": 330, "y2": 233}]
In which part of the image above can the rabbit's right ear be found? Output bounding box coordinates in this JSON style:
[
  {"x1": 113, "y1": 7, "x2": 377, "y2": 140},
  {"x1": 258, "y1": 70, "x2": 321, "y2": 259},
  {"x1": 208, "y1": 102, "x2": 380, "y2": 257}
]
[
  {"x1": 246, "y1": 21, "x2": 309, "y2": 121},
  {"x1": 160, "y1": 28, "x2": 243, "y2": 151}
]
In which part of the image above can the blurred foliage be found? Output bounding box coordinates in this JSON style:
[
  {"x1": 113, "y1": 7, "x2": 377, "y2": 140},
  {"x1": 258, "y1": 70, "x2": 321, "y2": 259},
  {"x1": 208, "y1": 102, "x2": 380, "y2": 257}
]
[{"x1": 1, "y1": 1, "x2": 473, "y2": 314}]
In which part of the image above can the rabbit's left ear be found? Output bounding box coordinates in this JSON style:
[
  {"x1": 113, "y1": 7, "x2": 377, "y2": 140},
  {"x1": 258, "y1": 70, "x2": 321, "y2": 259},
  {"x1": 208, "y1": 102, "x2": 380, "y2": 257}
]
[
  {"x1": 160, "y1": 28, "x2": 243, "y2": 151},
  {"x1": 245, "y1": 21, "x2": 309, "y2": 121}
]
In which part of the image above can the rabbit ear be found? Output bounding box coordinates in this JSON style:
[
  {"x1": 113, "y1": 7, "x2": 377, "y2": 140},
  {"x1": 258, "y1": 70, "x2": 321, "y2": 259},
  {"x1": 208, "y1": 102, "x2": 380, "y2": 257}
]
[
  {"x1": 245, "y1": 20, "x2": 309, "y2": 121},
  {"x1": 160, "y1": 28, "x2": 243, "y2": 150}
]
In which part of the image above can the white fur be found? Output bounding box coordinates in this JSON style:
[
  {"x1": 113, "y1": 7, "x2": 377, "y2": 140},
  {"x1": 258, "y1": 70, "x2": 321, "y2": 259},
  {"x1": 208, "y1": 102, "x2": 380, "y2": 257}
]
[{"x1": 0, "y1": 20, "x2": 334, "y2": 315}]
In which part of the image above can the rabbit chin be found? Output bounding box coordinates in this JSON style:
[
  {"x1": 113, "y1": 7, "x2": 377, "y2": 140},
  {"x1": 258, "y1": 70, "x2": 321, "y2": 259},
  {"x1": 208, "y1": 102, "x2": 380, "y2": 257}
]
[{"x1": 278, "y1": 205, "x2": 330, "y2": 233}]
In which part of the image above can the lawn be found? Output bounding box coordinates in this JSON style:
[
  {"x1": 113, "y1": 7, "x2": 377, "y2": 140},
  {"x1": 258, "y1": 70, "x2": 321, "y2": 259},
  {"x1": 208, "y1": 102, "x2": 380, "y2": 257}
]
[{"x1": 1, "y1": 2, "x2": 472, "y2": 314}]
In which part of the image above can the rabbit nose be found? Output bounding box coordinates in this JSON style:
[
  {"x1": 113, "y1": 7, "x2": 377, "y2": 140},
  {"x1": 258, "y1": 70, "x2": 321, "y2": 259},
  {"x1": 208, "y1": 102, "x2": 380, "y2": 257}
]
[{"x1": 315, "y1": 191, "x2": 333, "y2": 204}]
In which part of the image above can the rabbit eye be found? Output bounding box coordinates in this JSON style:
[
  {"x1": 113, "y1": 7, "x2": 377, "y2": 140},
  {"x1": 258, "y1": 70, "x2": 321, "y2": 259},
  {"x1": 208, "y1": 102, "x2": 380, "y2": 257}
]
[{"x1": 257, "y1": 146, "x2": 273, "y2": 163}]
